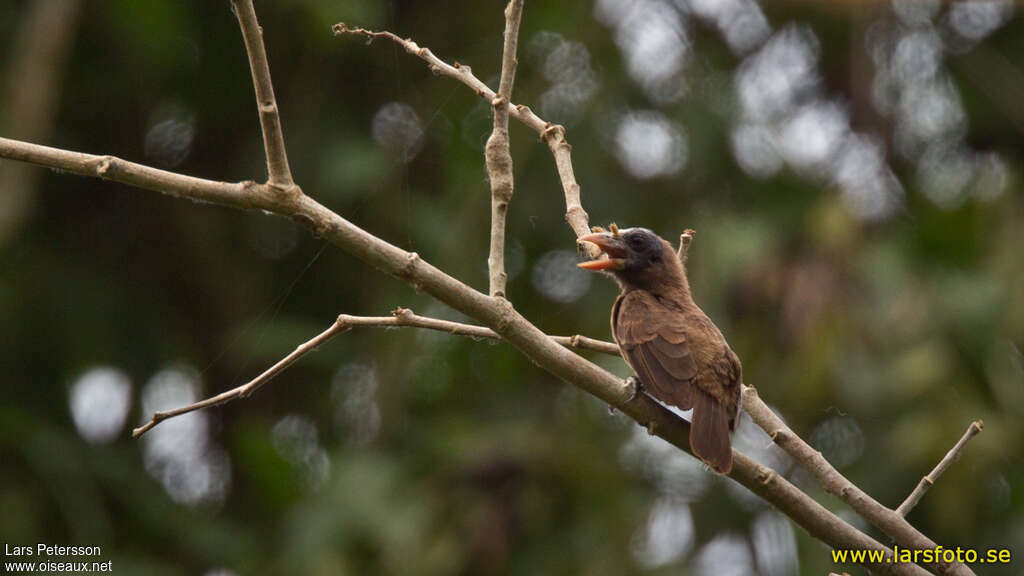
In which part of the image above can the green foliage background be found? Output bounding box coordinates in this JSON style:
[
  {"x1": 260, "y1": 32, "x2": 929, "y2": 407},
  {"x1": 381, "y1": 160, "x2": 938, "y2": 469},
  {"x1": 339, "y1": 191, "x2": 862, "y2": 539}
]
[{"x1": 1, "y1": 1, "x2": 1021, "y2": 574}]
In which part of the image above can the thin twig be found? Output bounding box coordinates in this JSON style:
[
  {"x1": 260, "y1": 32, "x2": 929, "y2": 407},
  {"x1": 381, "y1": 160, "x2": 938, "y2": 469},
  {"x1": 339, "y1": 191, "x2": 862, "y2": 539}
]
[
  {"x1": 742, "y1": 385, "x2": 974, "y2": 576},
  {"x1": 485, "y1": 0, "x2": 525, "y2": 297},
  {"x1": 231, "y1": 0, "x2": 294, "y2": 189},
  {"x1": 337, "y1": 307, "x2": 619, "y2": 355},
  {"x1": 332, "y1": 23, "x2": 598, "y2": 259},
  {"x1": 896, "y1": 421, "x2": 984, "y2": 517},
  {"x1": 132, "y1": 318, "x2": 348, "y2": 438},
  {"x1": 132, "y1": 307, "x2": 620, "y2": 437},
  {"x1": 677, "y1": 228, "x2": 695, "y2": 266}
]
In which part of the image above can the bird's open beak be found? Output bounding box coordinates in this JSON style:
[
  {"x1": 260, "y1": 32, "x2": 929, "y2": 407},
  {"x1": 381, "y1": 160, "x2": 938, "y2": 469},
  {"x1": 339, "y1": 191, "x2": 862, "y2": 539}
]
[{"x1": 577, "y1": 232, "x2": 627, "y2": 271}]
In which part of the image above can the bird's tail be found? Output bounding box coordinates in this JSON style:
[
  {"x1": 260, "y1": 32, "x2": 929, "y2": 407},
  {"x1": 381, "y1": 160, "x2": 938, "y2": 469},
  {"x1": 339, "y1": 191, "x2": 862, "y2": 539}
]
[{"x1": 690, "y1": 391, "x2": 733, "y2": 473}]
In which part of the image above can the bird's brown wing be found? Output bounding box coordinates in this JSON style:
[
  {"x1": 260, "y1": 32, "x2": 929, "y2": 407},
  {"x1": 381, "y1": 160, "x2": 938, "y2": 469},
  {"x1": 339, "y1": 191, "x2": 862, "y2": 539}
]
[{"x1": 612, "y1": 291, "x2": 697, "y2": 410}]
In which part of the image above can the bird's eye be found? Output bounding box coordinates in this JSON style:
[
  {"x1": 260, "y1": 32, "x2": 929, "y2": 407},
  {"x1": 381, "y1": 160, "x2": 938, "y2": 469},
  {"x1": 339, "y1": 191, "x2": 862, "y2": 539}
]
[
  {"x1": 627, "y1": 236, "x2": 644, "y2": 249},
  {"x1": 651, "y1": 254, "x2": 661, "y2": 264}
]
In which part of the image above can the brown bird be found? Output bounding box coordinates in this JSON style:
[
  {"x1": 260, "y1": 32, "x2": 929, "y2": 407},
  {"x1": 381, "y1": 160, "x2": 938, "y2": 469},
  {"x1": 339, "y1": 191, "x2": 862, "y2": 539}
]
[{"x1": 578, "y1": 226, "x2": 741, "y2": 473}]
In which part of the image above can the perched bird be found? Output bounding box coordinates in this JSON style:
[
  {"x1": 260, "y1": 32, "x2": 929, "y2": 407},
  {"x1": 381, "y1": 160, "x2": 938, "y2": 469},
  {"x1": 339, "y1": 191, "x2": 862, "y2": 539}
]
[{"x1": 578, "y1": 225, "x2": 742, "y2": 473}]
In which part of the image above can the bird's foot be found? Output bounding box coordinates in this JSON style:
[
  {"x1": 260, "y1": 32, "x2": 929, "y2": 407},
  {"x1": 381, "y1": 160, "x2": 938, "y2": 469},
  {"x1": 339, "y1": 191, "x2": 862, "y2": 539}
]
[
  {"x1": 609, "y1": 377, "x2": 642, "y2": 415},
  {"x1": 624, "y1": 376, "x2": 641, "y2": 402}
]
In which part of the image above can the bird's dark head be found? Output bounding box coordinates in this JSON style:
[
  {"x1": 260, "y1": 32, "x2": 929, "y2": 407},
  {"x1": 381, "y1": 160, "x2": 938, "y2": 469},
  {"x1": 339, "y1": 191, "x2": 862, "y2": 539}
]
[{"x1": 577, "y1": 226, "x2": 686, "y2": 293}]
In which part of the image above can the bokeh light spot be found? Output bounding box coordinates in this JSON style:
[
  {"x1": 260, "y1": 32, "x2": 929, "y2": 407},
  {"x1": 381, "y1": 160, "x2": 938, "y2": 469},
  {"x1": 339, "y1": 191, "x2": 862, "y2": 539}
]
[
  {"x1": 532, "y1": 250, "x2": 592, "y2": 303},
  {"x1": 69, "y1": 366, "x2": 132, "y2": 445}
]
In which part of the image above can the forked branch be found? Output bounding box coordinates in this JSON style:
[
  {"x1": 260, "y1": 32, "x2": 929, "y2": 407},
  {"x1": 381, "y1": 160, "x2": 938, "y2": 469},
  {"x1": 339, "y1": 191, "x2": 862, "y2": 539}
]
[
  {"x1": 0, "y1": 5, "x2": 968, "y2": 574},
  {"x1": 132, "y1": 307, "x2": 620, "y2": 438},
  {"x1": 126, "y1": 302, "x2": 925, "y2": 575},
  {"x1": 332, "y1": 23, "x2": 597, "y2": 258}
]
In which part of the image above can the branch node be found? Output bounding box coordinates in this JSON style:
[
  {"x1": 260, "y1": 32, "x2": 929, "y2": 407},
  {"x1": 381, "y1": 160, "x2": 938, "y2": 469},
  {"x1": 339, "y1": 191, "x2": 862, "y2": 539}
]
[
  {"x1": 403, "y1": 252, "x2": 420, "y2": 275},
  {"x1": 540, "y1": 123, "x2": 565, "y2": 143},
  {"x1": 96, "y1": 156, "x2": 114, "y2": 176},
  {"x1": 392, "y1": 306, "x2": 413, "y2": 320},
  {"x1": 289, "y1": 212, "x2": 320, "y2": 237}
]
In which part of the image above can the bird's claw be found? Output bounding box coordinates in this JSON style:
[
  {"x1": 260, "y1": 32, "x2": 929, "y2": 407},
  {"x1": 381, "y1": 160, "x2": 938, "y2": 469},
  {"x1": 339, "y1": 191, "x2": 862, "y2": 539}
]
[
  {"x1": 625, "y1": 376, "x2": 641, "y2": 402},
  {"x1": 609, "y1": 377, "x2": 641, "y2": 414}
]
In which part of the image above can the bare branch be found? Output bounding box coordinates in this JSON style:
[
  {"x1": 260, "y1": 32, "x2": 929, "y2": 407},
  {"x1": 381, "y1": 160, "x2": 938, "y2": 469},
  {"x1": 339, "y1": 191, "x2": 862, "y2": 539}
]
[
  {"x1": 742, "y1": 385, "x2": 975, "y2": 576},
  {"x1": 332, "y1": 23, "x2": 598, "y2": 259},
  {"x1": 132, "y1": 316, "x2": 349, "y2": 438},
  {"x1": 126, "y1": 302, "x2": 930, "y2": 575},
  {"x1": 0, "y1": 129, "x2": 934, "y2": 575},
  {"x1": 133, "y1": 307, "x2": 620, "y2": 437},
  {"x1": 0, "y1": 136, "x2": 278, "y2": 210},
  {"x1": 0, "y1": 102, "x2": 943, "y2": 576},
  {"x1": 897, "y1": 420, "x2": 984, "y2": 517},
  {"x1": 0, "y1": 7, "x2": 956, "y2": 572},
  {"x1": 485, "y1": 0, "x2": 525, "y2": 297},
  {"x1": 231, "y1": 0, "x2": 294, "y2": 189}
]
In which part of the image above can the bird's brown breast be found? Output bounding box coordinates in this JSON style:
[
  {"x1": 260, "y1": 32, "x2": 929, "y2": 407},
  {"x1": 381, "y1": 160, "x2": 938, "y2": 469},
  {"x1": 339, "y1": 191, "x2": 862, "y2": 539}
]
[{"x1": 612, "y1": 288, "x2": 741, "y2": 419}]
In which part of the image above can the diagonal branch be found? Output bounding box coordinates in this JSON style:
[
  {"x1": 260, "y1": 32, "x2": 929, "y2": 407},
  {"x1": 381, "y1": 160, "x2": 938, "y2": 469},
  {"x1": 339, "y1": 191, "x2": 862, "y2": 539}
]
[
  {"x1": 0, "y1": 125, "x2": 940, "y2": 576},
  {"x1": 896, "y1": 421, "x2": 983, "y2": 517},
  {"x1": 126, "y1": 302, "x2": 925, "y2": 575},
  {"x1": 742, "y1": 386, "x2": 974, "y2": 576},
  {"x1": 485, "y1": 0, "x2": 525, "y2": 297},
  {"x1": 231, "y1": 0, "x2": 294, "y2": 189},
  {"x1": 332, "y1": 23, "x2": 598, "y2": 259},
  {"x1": 0, "y1": 138, "x2": 927, "y2": 576}
]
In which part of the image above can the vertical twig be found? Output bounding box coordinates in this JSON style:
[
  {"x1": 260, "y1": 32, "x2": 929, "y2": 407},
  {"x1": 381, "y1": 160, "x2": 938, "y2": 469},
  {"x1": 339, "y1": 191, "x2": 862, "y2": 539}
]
[
  {"x1": 485, "y1": 0, "x2": 525, "y2": 297},
  {"x1": 896, "y1": 421, "x2": 984, "y2": 517},
  {"x1": 231, "y1": 0, "x2": 295, "y2": 190},
  {"x1": 677, "y1": 228, "x2": 695, "y2": 266},
  {"x1": 332, "y1": 25, "x2": 600, "y2": 259}
]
